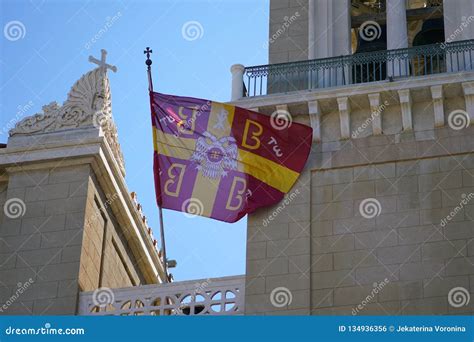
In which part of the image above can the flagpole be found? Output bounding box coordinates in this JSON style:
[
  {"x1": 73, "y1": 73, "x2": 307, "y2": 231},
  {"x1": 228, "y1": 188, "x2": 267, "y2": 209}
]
[{"x1": 144, "y1": 47, "x2": 169, "y2": 282}]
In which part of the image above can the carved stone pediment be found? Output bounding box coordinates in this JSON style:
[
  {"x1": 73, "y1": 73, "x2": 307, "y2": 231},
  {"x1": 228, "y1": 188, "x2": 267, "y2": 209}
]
[{"x1": 9, "y1": 51, "x2": 126, "y2": 176}]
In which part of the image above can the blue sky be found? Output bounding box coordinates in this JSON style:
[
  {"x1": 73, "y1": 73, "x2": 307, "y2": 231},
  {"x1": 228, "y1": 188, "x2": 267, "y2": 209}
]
[{"x1": 0, "y1": 0, "x2": 269, "y2": 281}]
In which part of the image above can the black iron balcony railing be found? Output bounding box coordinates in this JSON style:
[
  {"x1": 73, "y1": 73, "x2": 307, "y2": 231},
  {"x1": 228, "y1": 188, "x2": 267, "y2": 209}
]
[{"x1": 243, "y1": 39, "x2": 474, "y2": 97}]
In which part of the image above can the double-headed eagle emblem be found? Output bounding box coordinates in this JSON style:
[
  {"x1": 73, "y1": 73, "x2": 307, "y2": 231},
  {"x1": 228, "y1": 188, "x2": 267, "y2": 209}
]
[{"x1": 191, "y1": 131, "x2": 238, "y2": 179}]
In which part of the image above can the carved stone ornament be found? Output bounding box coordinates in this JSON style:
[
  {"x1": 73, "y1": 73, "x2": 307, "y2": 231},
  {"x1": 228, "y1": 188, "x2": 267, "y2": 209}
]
[{"x1": 9, "y1": 50, "x2": 126, "y2": 176}]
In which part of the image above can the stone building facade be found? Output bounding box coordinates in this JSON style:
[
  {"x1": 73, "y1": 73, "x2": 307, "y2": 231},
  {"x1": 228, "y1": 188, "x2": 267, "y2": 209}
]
[
  {"x1": 0, "y1": 53, "x2": 167, "y2": 315},
  {"x1": 231, "y1": 0, "x2": 474, "y2": 315}
]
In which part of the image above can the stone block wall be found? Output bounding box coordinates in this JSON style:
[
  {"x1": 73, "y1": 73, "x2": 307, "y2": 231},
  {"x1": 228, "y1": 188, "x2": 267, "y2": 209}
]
[
  {"x1": 269, "y1": 0, "x2": 309, "y2": 64},
  {"x1": 246, "y1": 170, "x2": 312, "y2": 315},
  {"x1": 310, "y1": 152, "x2": 474, "y2": 315},
  {"x1": 0, "y1": 165, "x2": 89, "y2": 315},
  {"x1": 78, "y1": 187, "x2": 105, "y2": 292},
  {"x1": 79, "y1": 174, "x2": 145, "y2": 292},
  {"x1": 245, "y1": 94, "x2": 474, "y2": 315},
  {"x1": 0, "y1": 163, "x2": 151, "y2": 315}
]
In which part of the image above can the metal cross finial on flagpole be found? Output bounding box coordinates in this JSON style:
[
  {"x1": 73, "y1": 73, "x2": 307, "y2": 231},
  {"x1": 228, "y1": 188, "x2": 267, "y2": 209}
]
[
  {"x1": 144, "y1": 47, "x2": 154, "y2": 92},
  {"x1": 144, "y1": 47, "x2": 153, "y2": 66},
  {"x1": 89, "y1": 49, "x2": 118, "y2": 73}
]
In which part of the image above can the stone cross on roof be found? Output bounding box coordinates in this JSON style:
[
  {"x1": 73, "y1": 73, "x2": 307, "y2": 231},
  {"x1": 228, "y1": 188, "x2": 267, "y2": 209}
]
[{"x1": 88, "y1": 49, "x2": 117, "y2": 73}]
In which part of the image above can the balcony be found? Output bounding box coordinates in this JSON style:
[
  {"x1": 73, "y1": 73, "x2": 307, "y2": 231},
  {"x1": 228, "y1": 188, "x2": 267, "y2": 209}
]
[
  {"x1": 242, "y1": 39, "x2": 474, "y2": 97},
  {"x1": 78, "y1": 275, "x2": 245, "y2": 316}
]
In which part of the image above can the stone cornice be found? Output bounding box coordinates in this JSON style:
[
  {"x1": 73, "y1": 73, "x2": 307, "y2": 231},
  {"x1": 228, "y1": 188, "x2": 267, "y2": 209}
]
[{"x1": 229, "y1": 70, "x2": 474, "y2": 111}]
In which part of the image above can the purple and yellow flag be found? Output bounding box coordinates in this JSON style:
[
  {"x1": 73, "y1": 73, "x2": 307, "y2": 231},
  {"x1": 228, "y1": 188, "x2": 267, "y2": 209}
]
[{"x1": 150, "y1": 92, "x2": 312, "y2": 223}]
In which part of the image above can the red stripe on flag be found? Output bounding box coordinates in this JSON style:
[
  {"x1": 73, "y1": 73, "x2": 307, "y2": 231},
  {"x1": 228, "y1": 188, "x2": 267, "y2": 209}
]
[{"x1": 231, "y1": 106, "x2": 312, "y2": 172}]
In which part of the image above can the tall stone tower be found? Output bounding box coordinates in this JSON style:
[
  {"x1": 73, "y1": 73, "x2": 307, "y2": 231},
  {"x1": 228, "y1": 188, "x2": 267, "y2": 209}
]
[
  {"x1": 230, "y1": 0, "x2": 474, "y2": 315},
  {"x1": 0, "y1": 50, "x2": 166, "y2": 315}
]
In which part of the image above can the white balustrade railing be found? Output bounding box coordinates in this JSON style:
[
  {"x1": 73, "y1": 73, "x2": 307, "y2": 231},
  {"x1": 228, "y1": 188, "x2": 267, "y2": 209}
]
[{"x1": 78, "y1": 275, "x2": 245, "y2": 316}]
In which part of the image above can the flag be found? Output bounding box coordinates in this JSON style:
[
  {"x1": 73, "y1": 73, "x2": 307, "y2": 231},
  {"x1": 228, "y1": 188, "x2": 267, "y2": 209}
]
[{"x1": 150, "y1": 92, "x2": 312, "y2": 223}]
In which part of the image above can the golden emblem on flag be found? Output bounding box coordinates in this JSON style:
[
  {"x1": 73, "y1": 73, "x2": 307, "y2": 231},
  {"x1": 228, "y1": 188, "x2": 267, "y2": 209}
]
[{"x1": 191, "y1": 131, "x2": 237, "y2": 179}]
